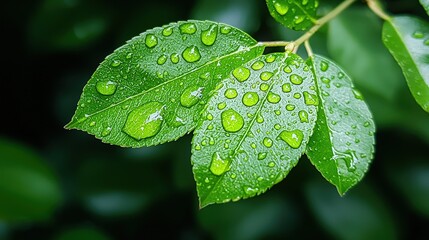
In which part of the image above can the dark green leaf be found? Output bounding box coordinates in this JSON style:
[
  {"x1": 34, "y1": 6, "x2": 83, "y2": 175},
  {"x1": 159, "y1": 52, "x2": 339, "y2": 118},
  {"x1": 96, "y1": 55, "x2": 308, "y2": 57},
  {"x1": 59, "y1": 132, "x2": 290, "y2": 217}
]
[
  {"x1": 306, "y1": 55, "x2": 375, "y2": 195},
  {"x1": 0, "y1": 138, "x2": 62, "y2": 222},
  {"x1": 266, "y1": 0, "x2": 318, "y2": 31},
  {"x1": 66, "y1": 20, "x2": 264, "y2": 147},
  {"x1": 420, "y1": 0, "x2": 429, "y2": 16},
  {"x1": 382, "y1": 16, "x2": 429, "y2": 113},
  {"x1": 192, "y1": 53, "x2": 318, "y2": 207}
]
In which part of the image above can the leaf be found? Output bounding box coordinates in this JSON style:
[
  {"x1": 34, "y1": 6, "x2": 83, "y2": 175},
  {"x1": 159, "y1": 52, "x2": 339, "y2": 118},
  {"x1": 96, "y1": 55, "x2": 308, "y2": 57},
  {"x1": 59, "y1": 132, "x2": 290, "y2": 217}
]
[
  {"x1": 328, "y1": 8, "x2": 404, "y2": 102},
  {"x1": 65, "y1": 20, "x2": 264, "y2": 147},
  {"x1": 192, "y1": 53, "x2": 318, "y2": 207},
  {"x1": 265, "y1": 0, "x2": 318, "y2": 31},
  {"x1": 306, "y1": 55, "x2": 375, "y2": 195},
  {"x1": 382, "y1": 16, "x2": 429, "y2": 113},
  {"x1": 420, "y1": 0, "x2": 429, "y2": 16}
]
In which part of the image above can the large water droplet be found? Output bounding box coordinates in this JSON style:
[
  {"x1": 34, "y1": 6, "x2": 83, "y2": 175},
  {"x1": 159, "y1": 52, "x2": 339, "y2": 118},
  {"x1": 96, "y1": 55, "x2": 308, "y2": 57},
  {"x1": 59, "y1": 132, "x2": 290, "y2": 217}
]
[
  {"x1": 260, "y1": 83, "x2": 269, "y2": 92},
  {"x1": 180, "y1": 86, "x2": 204, "y2": 108},
  {"x1": 224, "y1": 88, "x2": 238, "y2": 99},
  {"x1": 258, "y1": 152, "x2": 267, "y2": 160},
  {"x1": 96, "y1": 80, "x2": 117, "y2": 96},
  {"x1": 157, "y1": 55, "x2": 167, "y2": 65},
  {"x1": 352, "y1": 89, "x2": 364, "y2": 100},
  {"x1": 162, "y1": 27, "x2": 173, "y2": 36},
  {"x1": 145, "y1": 34, "x2": 158, "y2": 48},
  {"x1": 256, "y1": 113, "x2": 264, "y2": 123},
  {"x1": 265, "y1": 54, "x2": 276, "y2": 63},
  {"x1": 221, "y1": 109, "x2": 244, "y2": 132},
  {"x1": 279, "y1": 129, "x2": 304, "y2": 149},
  {"x1": 290, "y1": 74, "x2": 303, "y2": 85},
  {"x1": 123, "y1": 102, "x2": 164, "y2": 140},
  {"x1": 267, "y1": 92, "x2": 281, "y2": 104},
  {"x1": 282, "y1": 83, "x2": 292, "y2": 93},
  {"x1": 218, "y1": 102, "x2": 226, "y2": 110},
  {"x1": 284, "y1": 66, "x2": 292, "y2": 73},
  {"x1": 260, "y1": 71, "x2": 274, "y2": 81},
  {"x1": 101, "y1": 127, "x2": 112, "y2": 137},
  {"x1": 201, "y1": 24, "x2": 218, "y2": 46},
  {"x1": 251, "y1": 61, "x2": 265, "y2": 70},
  {"x1": 242, "y1": 92, "x2": 259, "y2": 107},
  {"x1": 111, "y1": 60, "x2": 121, "y2": 67},
  {"x1": 303, "y1": 91, "x2": 319, "y2": 106},
  {"x1": 298, "y1": 110, "x2": 308, "y2": 123},
  {"x1": 233, "y1": 66, "x2": 251, "y2": 82},
  {"x1": 244, "y1": 186, "x2": 258, "y2": 195},
  {"x1": 294, "y1": 15, "x2": 305, "y2": 24},
  {"x1": 180, "y1": 22, "x2": 197, "y2": 34},
  {"x1": 210, "y1": 152, "x2": 230, "y2": 176},
  {"x1": 274, "y1": 2, "x2": 289, "y2": 15},
  {"x1": 263, "y1": 137, "x2": 273, "y2": 148},
  {"x1": 320, "y1": 61, "x2": 329, "y2": 71},
  {"x1": 182, "y1": 46, "x2": 201, "y2": 63},
  {"x1": 286, "y1": 104, "x2": 295, "y2": 111},
  {"x1": 170, "y1": 53, "x2": 180, "y2": 64}
]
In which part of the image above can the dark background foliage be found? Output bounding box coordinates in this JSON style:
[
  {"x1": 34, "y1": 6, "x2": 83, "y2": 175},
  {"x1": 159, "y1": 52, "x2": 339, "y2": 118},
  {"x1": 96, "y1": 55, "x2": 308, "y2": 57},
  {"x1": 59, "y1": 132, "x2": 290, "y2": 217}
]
[{"x1": 1, "y1": 0, "x2": 428, "y2": 239}]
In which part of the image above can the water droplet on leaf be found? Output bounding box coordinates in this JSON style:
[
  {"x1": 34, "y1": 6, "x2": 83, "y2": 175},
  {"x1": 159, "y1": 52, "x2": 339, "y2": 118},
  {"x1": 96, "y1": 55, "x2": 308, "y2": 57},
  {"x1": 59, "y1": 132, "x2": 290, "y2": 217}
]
[
  {"x1": 303, "y1": 91, "x2": 319, "y2": 105},
  {"x1": 145, "y1": 34, "x2": 158, "y2": 48},
  {"x1": 180, "y1": 22, "x2": 197, "y2": 34},
  {"x1": 225, "y1": 88, "x2": 238, "y2": 99},
  {"x1": 279, "y1": 129, "x2": 304, "y2": 149},
  {"x1": 282, "y1": 83, "x2": 291, "y2": 93},
  {"x1": 162, "y1": 27, "x2": 173, "y2": 36},
  {"x1": 210, "y1": 152, "x2": 230, "y2": 176},
  {"x1": 274, "y1": 2, "x2": 289, "y2": 15},
  {"x1": 298, "y1": 110, "x2": 308, "y2": 123},
  {"x1": 201, "y1": 24, "x2": 218, "y2": 46},
  {"x1": 290, "y1": 74, "x2": 303, "y2": 85},
  {"x1": 267, "y1": 92, "x2": 281, "y2": 104},
  {"x1": 157, "y1": 55, "x2": 167, "y2": 65},
  {"x1": 221, "y1": 109, "x2": 244, "y2": 132},
  {"x1": 320, "y1": 61, "x2": 329, "y2": 71},
  {"x1": 182, "y1": 46, "x2": 201, "y2": 63},
  {"x1": 263, "y1": 137, "x2": 273, "y2": 148},
  {"x1": 242, "y1": 92, "x2": 259, "y2": 107},
  {"x1": 111, "y1": 60, "x2": 121, "y2": 67},
  {"x1": 232, "y1": 66, "x2": 251, "y2": 82},
  {"x1": 260, "y1": 83, "x2": 269, "y2": 92},
  {"x1": 96, "y1": 80, "x2": 117, "y2": 96},
  {"x1": 180, "y1": 86, "x2": 204, "y2": 108},
  {"x1": 260, "y1": 71, "x2": 274, "y2": 81},
  {"x1": 123, "y1": 102, "x2": 164, "y2": 140},
  {"x1": 258, "y1": 152, "x2": 267, "y2": 160},
  {"x1": 251, "y1": 61, "x2": 265, "y2": 70}
]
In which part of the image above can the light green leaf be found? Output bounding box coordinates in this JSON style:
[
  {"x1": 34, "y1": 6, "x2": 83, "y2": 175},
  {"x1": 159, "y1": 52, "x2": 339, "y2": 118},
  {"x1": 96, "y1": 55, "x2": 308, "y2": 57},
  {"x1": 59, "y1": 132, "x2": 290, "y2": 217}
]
[
  {"x1": 306, "y1": 55, "x2": 375, "y2": 195},
  {"x1": 382, "y1": 16, "x2": 429, "y2": 113},
  {"x1": 266, "y1": 0, "x2": 318, "y2": 31},
  {"x1": 66, "y1": 20, "x2": 264, "y2": 147},
  {"x1": 192, "y1": 53, "x2": 318, "y2": 207},
  {"x1": 420, "y1": 0, "x2": 429, "y2": 16}
]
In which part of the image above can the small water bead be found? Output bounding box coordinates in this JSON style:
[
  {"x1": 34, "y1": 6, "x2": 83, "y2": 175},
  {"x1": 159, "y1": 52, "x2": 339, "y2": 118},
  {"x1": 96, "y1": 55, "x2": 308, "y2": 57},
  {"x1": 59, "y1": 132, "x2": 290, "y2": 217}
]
[
  {"x1": 180, "y1": 22, "x2": 197, "y2": 34},
  {"x1": 126, "y1": 53, "x2": 133, "y2": 59},
  {"x1": 284, "y1": 66, "x2": 292, "y2": 73},
  {"x1": 89, "y1": 121, "x2": 96, "y2": 127},
  {"x1": 170, "y1": 53, "x2": 180, "y2": 64},
  {"x1": 233, "y1": 66, "x2": 251, "y2": 82},
  {"x1": 230, "y1": 173, "x2": 237, "y2": 179},
  {"x1": 274, "y1": 2, "x2": 289, "y2": 15},
  {"x1": 267, "y1": 92, "x2": 281, "y2": 104},
  {"x1": 244, "y1": 186, "x2": 258, "y2": 195},
  {"x1": 260, "y1": 71, "x2": 274, "y2": 81},
  {"x1": 182, "y1": 46, "x2": 201, "y2": 63},
  {"x1": 363, "y1": 121, "x2": 370, "y2": 127},
  {"x1": 338, "y1": 72, "x2": 345, "y2": 79},
  {"x1": 298, "y1": 110, "x2": 309, "y2": 123},
  {"x1": 201, "y1": 24, "x2": 218, "y2": 46},
  {"x1": 263, "y1": 137, "x2": 273, "y2": 148},
  {"x1": 282, "y1": 83, "x2": 292, "y2": 93},
  {"x1": 162, "y1": 27, "x2": 173, "y2": 36},
  {"x1": 111, "y1": 60, "x2": 121, "y2": 67},
  {"x1": 293, "y1": 93, "x2": 301, "y2": 99},
  {"x1": 279, "y1": 129, "x2": 304, "y2": 149},
  {"x1": 321, "y1": 77, "x2": 330, "y2": 84},
  {"x1": 221, "y1": 109, "x2": 244, "y2": 132},
  {"x1": 96, "y1": 80, "x2": 117, "y2": 96},
  {"x1": 303, "y1": 91, "x2": 319, "y2": 105},
  {"x1": 413, "y1": 31, "x2": 424, "y2": 39},
  {"x1": 123, "y1": 102, "x2": 164, "y2": 140},
  {"x1": 274, "y1": 124, "x2": 281, "y2": 130},
  {"x1": 260, "y1": 83, "x2": 269, "y2": 92},
  {"x1": 101, "y1": 127, "x2": 112, "y2": 137},
  {"x1": 286, "y1": 104, "x2": 296, "y2": 111},
  {"x1": 302, "y1": 0, "x2": 309, "y2": 5},
  {"x1": 290, "y1": 74, "x2": 303, "y2": 85},
  {"x1": 258, "y1": 152, "x2": 267, "y2": 160},
  {"x1": 251, "y1": 61, "x2": 265, "y2": 70},
  {"x1": 294, "y1": 15, "x2": 305, "y2": 24},
  {"x1": 251, "y1": 143, "x2": 257, "y2": 149},
  {"x1": 210, "y1": 152, "x2": 230, "y2": 176},
  {"x1": 217, "y1": 102, "x2": 226, "y2": 110},
  {"x1": 268, "y1": 161, "x2": 276, "y2": 168},
  {"x1": 224, "y1": 88, "x2": 238, "y2": 99},
  {"x1": 145, "y1": 34, "x2": 158, "y2": 48},
  {"x1": 274, "y1": 110, "x2": 281, "y2": 115},
  {"x1": 242, "y1": 92, "x2": 259, "y2": 107},
  {"x1": 207, "y1": 113, "x2": 213, "y2": 120},
  {"x1": 220, "y1": 26, "x2": 231, "y2": 34},
  {"x1": 265, "y1": 54, "x2": 276, "y2": 63},
  {"x1": 180, "y1": 86, "x2": 204, "y2": 108},
  {"x1": 320, "y1": 61, "x2": 329, "y2": 72},
  {"x1": 256, "y1": 113, "x2": 264, "y2": 123},
  {"x1": 157, "y1": 55, "x2": 167, "y2": 65},
  {"x1": 352, "y1": 89, "x2": 364, "y2": 100}
]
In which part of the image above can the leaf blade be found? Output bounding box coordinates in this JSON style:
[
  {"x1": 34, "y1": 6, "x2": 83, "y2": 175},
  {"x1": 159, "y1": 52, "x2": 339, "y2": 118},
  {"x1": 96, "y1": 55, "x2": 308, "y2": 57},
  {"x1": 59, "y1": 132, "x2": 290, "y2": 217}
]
[
  {"x1": 382, "y1": 16, "x2": 429, "y2": 113},
  {"x1": 265, "y1": 0, "x2": 318, "y2": 31},
  {"x1": 192, "y1": 53, "x2": 318, "y2": 207},
  {"x1": 420, "y1": 0, "x2": 429, "y2": 16},
  {"x1": 306, "y1": 55, "x2": 375, "y2": 195},
  {"x1": 66, "y1": 20, "x2": 264, "y2": 147}
]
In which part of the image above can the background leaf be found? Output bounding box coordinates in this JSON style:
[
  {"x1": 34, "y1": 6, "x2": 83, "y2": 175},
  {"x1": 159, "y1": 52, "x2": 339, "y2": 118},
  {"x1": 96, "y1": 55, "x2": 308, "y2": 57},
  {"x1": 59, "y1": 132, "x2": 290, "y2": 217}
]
[
  {"x1": 66, "y1": 20, "x2": 264, "y2": 147},
  {"x1": 192, "y1": 53, "x2": 318, "y2": 207},
  {"x1": 382, "y1": 16, "x2": 429, "y2": 113},
  {"x1": 420, "y1": 0, "x2": 429, "y2": 16},
  {"x1": 265, "y1": 0, "x2": 318, "y2": 31},
  {"x1": 306, "y1": 55, "x2": 375, "y2": 195}
]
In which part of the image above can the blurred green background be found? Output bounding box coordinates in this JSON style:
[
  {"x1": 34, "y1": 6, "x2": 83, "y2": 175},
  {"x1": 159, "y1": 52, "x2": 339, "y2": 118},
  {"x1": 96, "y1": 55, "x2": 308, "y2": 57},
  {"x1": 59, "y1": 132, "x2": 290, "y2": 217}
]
[{"x1": 1, "y1": 0, "x2": 429, "y2": 239}]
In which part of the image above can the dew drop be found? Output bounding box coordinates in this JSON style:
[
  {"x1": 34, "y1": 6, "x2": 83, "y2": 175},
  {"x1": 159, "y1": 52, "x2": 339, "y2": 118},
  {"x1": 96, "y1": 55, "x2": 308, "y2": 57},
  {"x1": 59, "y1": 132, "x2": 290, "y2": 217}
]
[
  {"x1": 217, "y1": 102, "x2": 226, "y2": 110},
  {"x1": 89, "y1": 121, "x2": 96, "y2": 127},
  {"x1": 210, "y1": 152, "x2": 230, "y2": 176},
  {"x1": 352, "y1": 89, "x2": 364, "y2": 100},
  {"x1": 363, "y1": 121, "x2": 370, "y2": 127},
  {"x1": 265, "y1": 54, "x2": 276, "y2": 63},
  {"x1": 180, "y1": 22, "x2": 197, "y2": 34},
  {"x1": 162, "y1": 27, "x2": 173, "y2": 36},
  {"x1": 182, "y1": 46, "x2": 201, "y2": 63},
  {"x1": 260, "y1": 83, "x2": 269, "y2": 92},
  {"x1": 145, "y1": 34, "x2": 158, "y2": 48},
  {"x1": 233, "y1": 66, "x2": 251, "y2": 82},
  {"x1": 263, "y1": 137, "x2": 273, "y2": 148},
  {"x1": 302, "y1": 0, "x2": 309, "y2": 5},
  {"x1": 221, "y1": 109, "x2": 244, "y2": 132},
  {"x1": 122, "y1": 102, "x2": 164, "y2": 140},
  {"x1": 220, "y1": 26, "x2": 231, "y2": 34},
  {"x1": 224, "y1": 88, "x2": 238, "y2": 99},
  {"x1": 279, "y1": 129, "x2": 304, "y2": 149},
  {"x1": 96, "y1": 80, "x2": 117, "y2": 96},
  {"x1": 290, "y1": 74, "x2": 303, "y2": 85},
  {"x1": 268, "y1": 161, "x2": 276, "y2": 167},
  {"x1": 320, "y1": 61, "x2": 329, "y2": 72},
  {"x1": 157, "y1": 55, "x2": 167, "y2": 65},
  {"x1": 274, "y1": 124, "x2": 281, "y2": 130},
  {"x1": 286, "y1": 104, "x2": 296, "y2": 111},
  {"x1": 282, "y1": 83, "x2": 292, "y2": 93},
  {"x1": 256, "y1": 113, "x2": 264, "y2": 123},
  {"x1": 101, "y1": 127, "x2": 112, "y2": 137},
  {"x1": 170, "y1": 53, "x2": 180, "y2": 64},
  {"x1": 251, "y1": 143, "x2": 257, "y2": 149},
  {"x1": 111, "y1": 60, "x2": 121, "y2": 67},
  {"x1": 275, "y1": 110, "x2": 281, "y2": 115},
  {"x1": 413, "y1": 31, "x2": 424, "y2": 39},
  {"x1": 293, "y1": 93, "x2": 301, "y2": 99},
  {"x1": 298, "y1": 110, "x2": 309, "y2": 123},
  {"x1": 242, "y1": 92, "x2": 259, "y2": 107},
  {"x1": 258, "y1": 152, "x2": 267, "y2": 160},
  {"x1": 284, "y1": 66, "x2": 292, "y2": 73},
  {"x1": 251, "y1": 61, "x2": 265, "y2": 70},
  {"x1": 294, "y1": 15, "x2": 305, "y2": 24},
  {"x1": 244, "y1": 186, "x2": 258, "y2": 195},
  {"x1": 267, "y1": 92, "x2": 281, "y2": 103},
  {"x1": 180, "y1": 86, "x2": 204, "y2": 108},
  {"x1": 303, "y1": 91, "x2": 319, "y2": 105},
  {"x1": 260, "y1": 71, "x2": 274, "y2": 81},
  {"x1": 126, "y1": 53, "x2": 133, "y2": 59},
  {"x1": 274, "y1": 2, "x2": 289, "y2": 15},
  {"x1": 201, "y1": 24, "x2": 218, "y2": 46},
  {"x1": 425, "y1": 39, "x2": 429, "y2": 46}
]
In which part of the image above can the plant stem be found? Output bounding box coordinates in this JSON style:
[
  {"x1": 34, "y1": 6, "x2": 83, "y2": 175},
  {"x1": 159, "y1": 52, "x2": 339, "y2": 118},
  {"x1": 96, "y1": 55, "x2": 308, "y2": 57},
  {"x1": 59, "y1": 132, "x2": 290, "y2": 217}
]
[
  {"x1": 293, "y1": 0, "x2": 356, "y2": 49},
  {"x1": 366, "y1": 0, "x2": 390, "y2": 21},
  {"x1": 259, "y1": 41, "x2": 290, "y2": 47},
  {"x1": 304, "y1": 41, "x2": 314, "y2": 57}
]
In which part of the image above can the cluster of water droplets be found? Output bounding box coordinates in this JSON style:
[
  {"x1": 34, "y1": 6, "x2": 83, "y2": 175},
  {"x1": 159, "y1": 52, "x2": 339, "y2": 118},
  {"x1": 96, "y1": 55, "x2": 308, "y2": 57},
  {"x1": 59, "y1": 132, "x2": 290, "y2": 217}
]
[{"x1": 271, "y1": 0, "x2": 318, "y2": 26}]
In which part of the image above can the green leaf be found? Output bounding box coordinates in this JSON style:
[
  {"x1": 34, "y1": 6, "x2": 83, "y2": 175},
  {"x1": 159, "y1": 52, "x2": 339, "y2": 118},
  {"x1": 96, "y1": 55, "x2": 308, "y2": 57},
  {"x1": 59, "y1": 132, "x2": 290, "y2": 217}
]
[
  {"x1": 266, "y1": 0, "x2": 318, "y2": 31},
  {"x1": 192, "y1": 53, "x2": 318, "y2": 207},
  {"x1": 66, "y1": 20, "x2": 264, "y2": 147},
  {"x1": 306, "y1": 55, "x2": 375, "y2": 195},
  {"x1": 420, "y1": 0, "x2": 429, "y2": 16},
  {"x1": 382, "y1": 16, "x2": 429, "y2": 113}
]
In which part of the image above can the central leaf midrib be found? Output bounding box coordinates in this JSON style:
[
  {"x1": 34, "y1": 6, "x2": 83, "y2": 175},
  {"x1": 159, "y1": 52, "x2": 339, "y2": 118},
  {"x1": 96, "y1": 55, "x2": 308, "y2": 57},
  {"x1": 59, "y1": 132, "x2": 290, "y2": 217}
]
[
  {"x1": 81, "y1": 45, "x2": 262, "y2": 121},
  {"x1": 201, "y1": 53, "x2": 287, "y2": 204}
]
